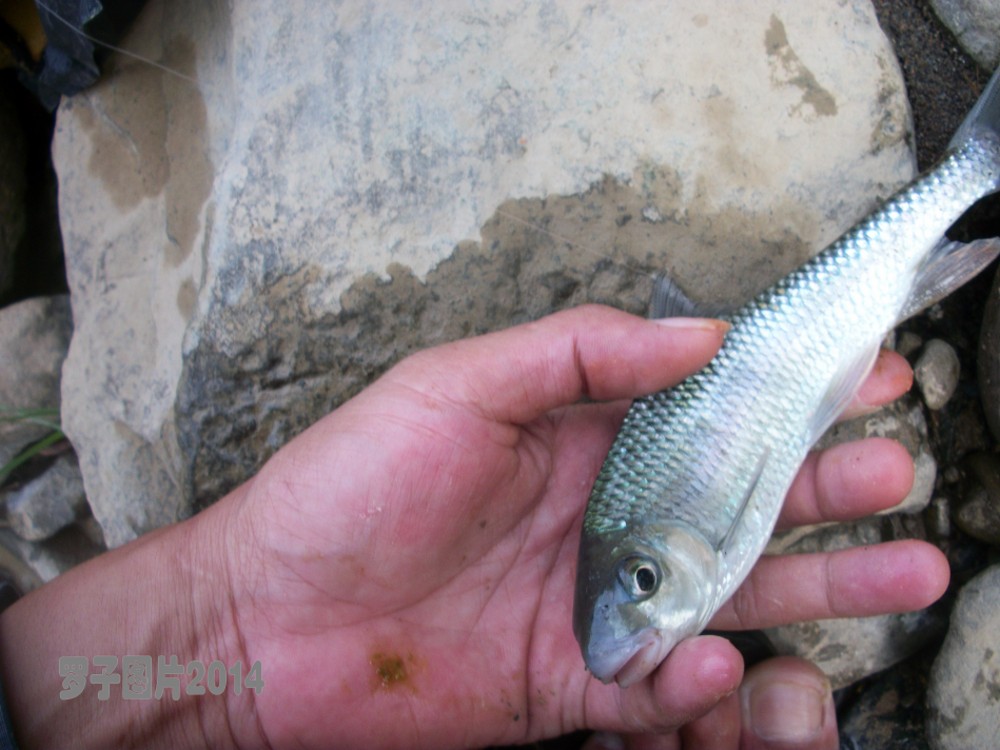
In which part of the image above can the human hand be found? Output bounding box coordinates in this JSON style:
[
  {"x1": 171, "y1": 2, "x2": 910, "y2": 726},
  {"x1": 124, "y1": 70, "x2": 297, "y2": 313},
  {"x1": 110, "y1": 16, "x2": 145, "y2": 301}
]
[
  {"x1": 206, "y1": 304, "x2": 944, "y2": 748},
  {"x1": 0, "y1": 305, "x2": 946, "y2": 750}
]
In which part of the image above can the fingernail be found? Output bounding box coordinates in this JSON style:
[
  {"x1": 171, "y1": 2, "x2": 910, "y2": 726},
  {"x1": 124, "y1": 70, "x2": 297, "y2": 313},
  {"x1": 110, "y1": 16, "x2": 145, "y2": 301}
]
[
  {"x1": 581, "y1": 731, "x2": 625, "y2": 750},
  {"x1": 651, "y1": 317, "x2": 730, "y2": 333},
  {"x1": 748, "y1": 681, "x2": 826, "y2": 742}
]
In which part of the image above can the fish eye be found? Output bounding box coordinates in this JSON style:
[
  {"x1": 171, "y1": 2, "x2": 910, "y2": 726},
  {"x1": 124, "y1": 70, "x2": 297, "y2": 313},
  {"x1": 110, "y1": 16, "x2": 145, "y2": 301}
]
[{"x1": 618, "y1": 556, "x2": 662, "y2": 600}]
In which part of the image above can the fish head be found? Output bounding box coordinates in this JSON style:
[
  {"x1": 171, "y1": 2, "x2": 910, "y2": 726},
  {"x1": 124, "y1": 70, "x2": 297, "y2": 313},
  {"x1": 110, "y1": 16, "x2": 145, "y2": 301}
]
[{"x1": 573, "y1": 522, "x2": 718, "y2": 687}]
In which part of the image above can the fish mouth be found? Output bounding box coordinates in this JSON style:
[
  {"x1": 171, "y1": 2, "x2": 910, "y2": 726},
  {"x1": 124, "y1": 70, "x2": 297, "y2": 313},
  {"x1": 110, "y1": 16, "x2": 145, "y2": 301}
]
[
  {"x1": 614, "y1": 633, "x2": 665, "y2": 687},
  {"x1": 585, "y1": 631, "x2": 664, "y2": 687}
]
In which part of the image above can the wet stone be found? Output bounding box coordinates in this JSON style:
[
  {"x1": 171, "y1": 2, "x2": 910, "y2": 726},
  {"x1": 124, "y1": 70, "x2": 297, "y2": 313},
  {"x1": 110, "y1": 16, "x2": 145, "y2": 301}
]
[{"x1": 913, "y1": 339, "x2": 960, "y2": 411}]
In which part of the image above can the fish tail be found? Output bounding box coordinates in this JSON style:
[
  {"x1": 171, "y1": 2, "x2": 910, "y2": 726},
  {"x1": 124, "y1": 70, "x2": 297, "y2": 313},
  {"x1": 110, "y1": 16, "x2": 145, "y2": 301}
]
[{"x1": 948, "y1": 66, "x2": 1000, "y2": 152}]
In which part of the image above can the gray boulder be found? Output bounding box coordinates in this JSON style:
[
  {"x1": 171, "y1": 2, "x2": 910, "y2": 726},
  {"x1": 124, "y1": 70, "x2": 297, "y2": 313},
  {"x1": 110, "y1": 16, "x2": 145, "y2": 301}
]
[
  {"x1": 927, "y1": 564, "x2": 1000, "y2": 750},
  {"x1": 55, "y1": 0, "x2": 914, "y2": 546}
]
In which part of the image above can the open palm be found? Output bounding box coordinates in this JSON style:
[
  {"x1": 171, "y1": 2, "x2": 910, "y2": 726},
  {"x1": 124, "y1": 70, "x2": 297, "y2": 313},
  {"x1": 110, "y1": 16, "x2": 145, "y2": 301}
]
[{"x1": 216, "y1": 305, "x2": 946, "y2": 749}]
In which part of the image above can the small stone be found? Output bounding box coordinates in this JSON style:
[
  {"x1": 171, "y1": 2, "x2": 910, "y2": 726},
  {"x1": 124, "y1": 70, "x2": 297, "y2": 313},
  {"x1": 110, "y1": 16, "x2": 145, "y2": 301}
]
[
  {"x1": 953, "y1": 452, "x2": 1000, "y2": 545},
  {"x1": 927, "y1": 563, "x2": 1000, "y2": 750},
  {"x1": 927, "y1": 0, "x2": 1000, "y2": 70},
  {"x1": 895, "y1": 330, "x2": 923, "y2": 359},
  {"x1": 3, "y1": 453, "x2": 87, "y2": 542},
  {"x1": 0, "y1": 295, "x2": 72, "y2": 468},
  {"x1": 913, "y1": 339, "x2": 960, "y2": 410},
  {"x1": 927, "y1": 497, "x2": 951, "y2": 540}
]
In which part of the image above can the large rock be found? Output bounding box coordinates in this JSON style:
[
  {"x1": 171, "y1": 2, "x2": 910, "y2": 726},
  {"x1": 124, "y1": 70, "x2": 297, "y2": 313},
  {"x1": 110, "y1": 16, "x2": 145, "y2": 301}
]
[
  {"x1": 926, "y1": 564, "x2": 1000, "y2": 750},
  {"x1": 55, "y1": 0, "x2": 914, "y2": 546}
]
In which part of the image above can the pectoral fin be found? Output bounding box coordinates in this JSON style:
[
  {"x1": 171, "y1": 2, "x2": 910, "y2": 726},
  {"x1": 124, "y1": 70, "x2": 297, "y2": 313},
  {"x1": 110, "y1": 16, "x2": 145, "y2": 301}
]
[
  {"x1": 900, "y1": 237, "x2": 1000, "y2": 322},
  {"x1": 716, "y1": 447, "x2": 769, "y2": 553},
  {"x1": 807, "y1": 341, "x2": 882, "y2": 445}
]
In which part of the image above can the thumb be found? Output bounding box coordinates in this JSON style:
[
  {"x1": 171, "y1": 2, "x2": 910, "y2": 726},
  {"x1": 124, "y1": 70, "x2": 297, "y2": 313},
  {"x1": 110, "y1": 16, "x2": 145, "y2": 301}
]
[
  {"x1": 386, "y1": 304, "x2": 728, "y2": 425},
  {"x1": 581, "y1": 636, "x2": 744, "y2": 736},
  {"x1": 739, "y1": 657, "x2": 837, "y2": 749}
]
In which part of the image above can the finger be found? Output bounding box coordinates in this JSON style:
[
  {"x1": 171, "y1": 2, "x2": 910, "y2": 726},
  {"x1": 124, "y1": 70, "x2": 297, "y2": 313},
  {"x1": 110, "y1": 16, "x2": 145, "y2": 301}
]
[
  {"x1": 584, "y1": 636, "x2": 743, "y2": 736},
  {"x1": 678, "y1": 690, "x2": 741, "y2": 749},
  {"x1": 709, "y1": 540, "x2": 950, "y2": 631},
  {"x1": 778, "y1": 438, "x2": 914, "y2": 529},
  {"x1": 839, "y1": 348, "x2": 912, "y2": 420},
  {"x1": 739, "y1": 657, "x2": 837, "y2": 750},
  {"x1": 385, "y1": 305, "x2": 728, "y2": 424}
]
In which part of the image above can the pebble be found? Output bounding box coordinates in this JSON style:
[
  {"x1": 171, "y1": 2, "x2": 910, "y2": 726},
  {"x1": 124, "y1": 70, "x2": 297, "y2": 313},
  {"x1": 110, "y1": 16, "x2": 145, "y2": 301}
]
[
  {"x1": 926, "y1": 497, "x2": 951, "y2": 540},
  {"x1": 3, "y1": 453, "x2": 87, "y2": 542},
  {"x1": 913, "y1": 339, "x2": 960, "y2": 410},
  {"x1": 954, "y1": 452, "x2": 1000, "y2": 545},
  {"x1": 895, "y1": 330, "x2": 923, "y2": 359}
]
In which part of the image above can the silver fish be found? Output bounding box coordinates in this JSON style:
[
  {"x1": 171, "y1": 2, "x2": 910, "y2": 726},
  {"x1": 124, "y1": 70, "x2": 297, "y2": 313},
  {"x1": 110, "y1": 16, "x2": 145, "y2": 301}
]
[{"x1": 573, "y1": 66, "x2": 1000, "y2": 687}]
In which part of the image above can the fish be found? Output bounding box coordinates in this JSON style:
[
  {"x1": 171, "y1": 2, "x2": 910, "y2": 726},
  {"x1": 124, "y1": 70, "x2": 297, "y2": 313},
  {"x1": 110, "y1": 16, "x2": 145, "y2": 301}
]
[{"x1": 573, "y1": 65, "x2": 1000, "y2": 687}]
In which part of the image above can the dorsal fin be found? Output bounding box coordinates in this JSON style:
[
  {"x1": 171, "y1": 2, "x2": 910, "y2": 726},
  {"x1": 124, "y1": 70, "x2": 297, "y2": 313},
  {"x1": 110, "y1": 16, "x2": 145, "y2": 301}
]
[
  {"x1": 649, "y1": 272, "x2": 699, "y2": 318},
  {"x1": 648, "y1": 272, "x2": 733, "y2": 319}
]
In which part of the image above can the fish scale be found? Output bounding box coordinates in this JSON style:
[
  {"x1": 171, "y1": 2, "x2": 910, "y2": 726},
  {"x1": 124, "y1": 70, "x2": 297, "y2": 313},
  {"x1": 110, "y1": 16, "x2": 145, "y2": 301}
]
[{"x1": 574, "y1": 69, "x2": 1000, "y2": 685}]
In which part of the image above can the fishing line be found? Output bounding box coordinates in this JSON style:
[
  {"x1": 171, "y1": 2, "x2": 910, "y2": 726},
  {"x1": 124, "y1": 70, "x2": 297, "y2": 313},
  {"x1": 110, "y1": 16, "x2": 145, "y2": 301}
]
[{"x1": 34, "y1": 0, "x2": 199, "y2": 86}]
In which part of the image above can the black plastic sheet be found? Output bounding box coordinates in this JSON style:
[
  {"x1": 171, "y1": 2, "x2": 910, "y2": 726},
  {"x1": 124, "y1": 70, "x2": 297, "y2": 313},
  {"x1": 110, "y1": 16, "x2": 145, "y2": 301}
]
[{"x1": 7, "y1": 1, "x2": 148, "y2": 108}]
